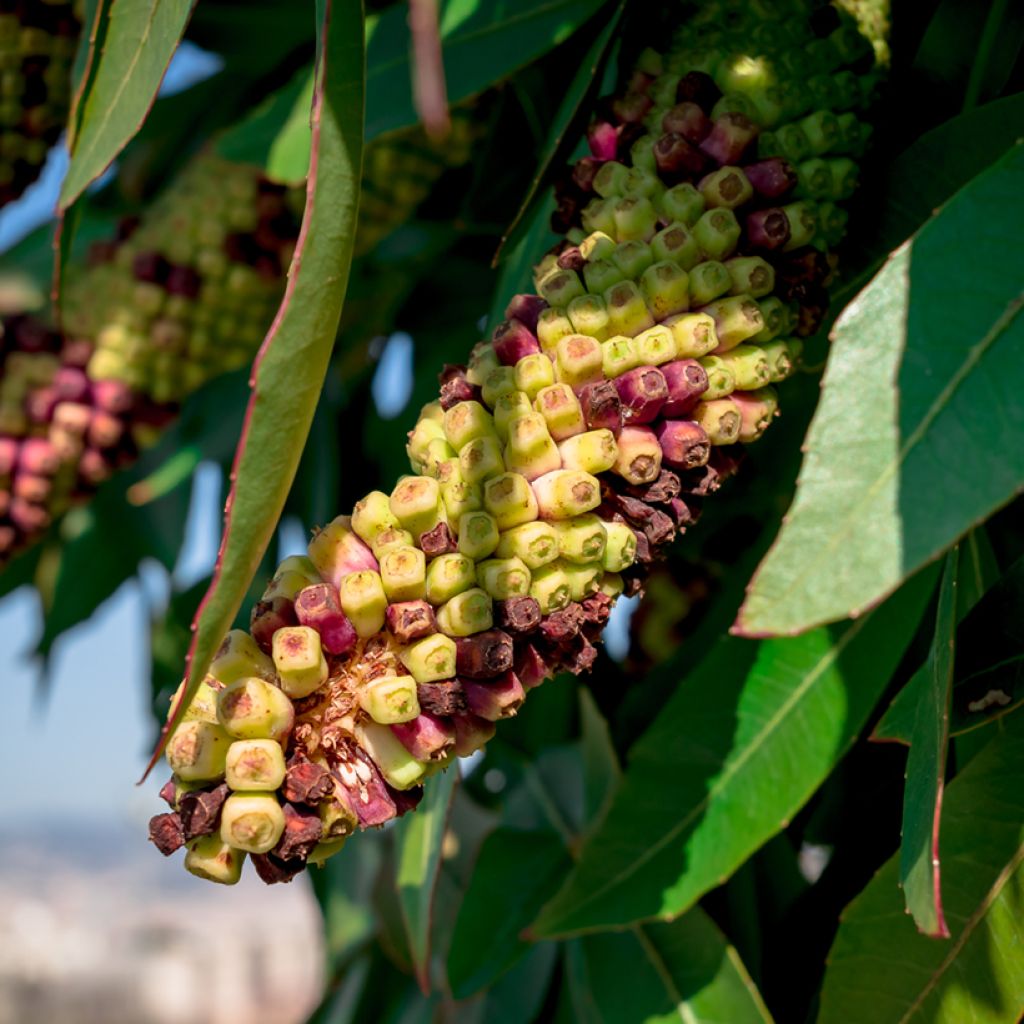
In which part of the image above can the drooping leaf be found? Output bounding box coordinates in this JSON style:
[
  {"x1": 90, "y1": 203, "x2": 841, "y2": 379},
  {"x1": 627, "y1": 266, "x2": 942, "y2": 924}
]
[
  {"x1": 901, "y1": 547, "x2": 959, "y2": 937},
  {"x1": 364, "y1": 0, "x2": 608, "y2": 140},
  {"x1": 873, "y1": 530, "x2": 999, "y2": 744},
  {"x1": 819, "y1": 711, "x2": 1024, "y2": 1024},
  {"x1": 737, "y1": 143, "x2": 1024, "y2": 637},
  {"x1": 59, "y1": 0, "x2": 195, "y2": 209},
  {"x1": 565, "y1": 914, "x2": 774, "y2": 1023},
  {"x1": 144, "y1": 0, "x2": 365, "y2": 775},
  {"x1": 447, "y1": 828, "x2": 569, "y2": 998},
  {"x1": 531, "y1": 567, "x2": 937, "y2": 938},
  {"x1": 494, "y1": 2, "x2": 624, "y2": 265},
  {"x1": 395, "y1": 769, "x2": 459, "y2": 992}
]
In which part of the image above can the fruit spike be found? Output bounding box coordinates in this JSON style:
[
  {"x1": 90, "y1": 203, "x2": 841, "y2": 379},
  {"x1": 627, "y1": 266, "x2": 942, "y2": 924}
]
[{"x1": 151, "y1": 0, "x2": 879, "y2": 883}]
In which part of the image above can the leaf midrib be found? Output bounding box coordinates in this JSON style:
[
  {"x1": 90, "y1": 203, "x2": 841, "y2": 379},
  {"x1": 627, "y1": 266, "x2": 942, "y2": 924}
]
[
  {"x1": 541, "y1": 618, "x2": 869, "y2": 931},
  {"x1": 897, "y1": 839, "x2": 1024, "y2": 1022}
]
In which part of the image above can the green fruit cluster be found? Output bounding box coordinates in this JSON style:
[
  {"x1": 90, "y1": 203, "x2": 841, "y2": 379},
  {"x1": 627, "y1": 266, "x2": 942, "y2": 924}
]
[{"x1": 150, "y1": 0, "x2": 881, "y2": 885}]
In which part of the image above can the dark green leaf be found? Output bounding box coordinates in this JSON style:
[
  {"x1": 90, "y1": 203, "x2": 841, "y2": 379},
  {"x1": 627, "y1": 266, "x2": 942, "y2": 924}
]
[
  {"x1": 447, "y1": 828, "x2": 569, "y2": 998},
  {"x1": 467, "y1": 943, "x2": 560, "y2": 1024},
  {"x1": 579, "y1": 689, "x2": 620, "y2": 827},
  {"x1": 873, "y1": 530, "x2": 999, "y2": 744},
  {"x1": 145, "y1": 0, "x2": 364, "y2": 775},
  {"x1": 531, "y1": 568, "x2": 937, "y2": 938},
  {"x1": 901, "y1": 547, "x2": 959, "y2": 937},
  {"x1": 565, "y1": 914, "x2": 773, "y2": 1023},
  {"x1": 737, "y1": 143, "x2": 1024, "y2": 636},
  {"x1": 59, "y1": 0, "x2": 194, "y2": 208},
  {"x1": 365, "y1": 0, "x2": 607, "y2": 140},
  {"x1": 395, "y1": 769, "x2": 459, "y2": 992},
  {"x1": 820, "y1": 711, "x2": 1024, "y2": 1024},
  {"x1": 494, "y1": 3, "x2": 624, "y2": 263}
]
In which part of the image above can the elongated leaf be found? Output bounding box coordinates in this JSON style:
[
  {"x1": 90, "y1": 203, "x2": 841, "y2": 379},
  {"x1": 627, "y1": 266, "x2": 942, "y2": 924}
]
[
  {"x1": 495, "y1": 3, "x2": 624, "y2": 264},
  {"x1": 901, "y1": 548, "x2": 959, "y2": 937},
  {"x1": 874, "y1": 531, "x2": 999, "y2": 744},
  {"x1": 531, "y1": 568, "x2": 937, "y2": 938},
  {"x1": 395, "y1": 769, "x2": 459, "y2": 992},
  {"x1": 59, "y1": 0, "x2": 194, "y2": 208},
  {"x1": 469, "y1": 943, "x2": 560, "y2": 1024},
  {"x1": 447, "y1": 829, "x2": 569, "y2": 998},
  {"x1": 819, "y1": 711, "x2": 1024, "y2": 1024},
  {"x1": 737, "y1": 143, "x2": 1024, "y2": 637},
  {"x1": 579, "y1": 689, "x2": 620, "y2": 825},
  {"x1": 365, "y1": 0, "x2": 607, "y2": 140},
  {"x1": 565, "y1": 915, "x2": 774, "y2": 1024},
  {"x1": 144, "y1": 0, "x2": 364, "y2": 775}
]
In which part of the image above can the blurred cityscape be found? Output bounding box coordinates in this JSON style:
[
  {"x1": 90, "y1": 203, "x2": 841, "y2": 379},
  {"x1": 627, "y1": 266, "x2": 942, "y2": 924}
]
[{"x1": 0, "y1": 817, "x2": 324, "y2": 1024}]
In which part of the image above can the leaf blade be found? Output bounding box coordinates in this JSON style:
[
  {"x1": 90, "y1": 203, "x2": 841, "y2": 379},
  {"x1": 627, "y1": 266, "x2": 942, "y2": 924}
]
[
  {"x1": 59, "y1": 0, "x2": 194, "y2": 208},
  {"x1": 901, "y1": 547, "x2": 959, "y2": 937},
  {"x1": 395, "y1": 769, "x2": 459, "y2": 992},
  {"x1": 819, "y1": 712, "x2": 1024, "y2": 1024},
  {"x1": 736, "y1": 143, "x2": 1024, "y2": 637},
  {"x1": 531, "y1": 569, "x2": 937, "y2": 938},
  {"x1": 144, "y1": 0, "x2": 364, "y2": 776}
]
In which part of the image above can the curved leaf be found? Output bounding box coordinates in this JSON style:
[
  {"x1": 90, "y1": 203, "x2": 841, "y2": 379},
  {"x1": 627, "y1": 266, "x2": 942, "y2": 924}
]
[
  {"x1": 901, "y1": 547, "x2": 958, "y2": 938},
  {"x1": 59, "y1": 0, "x2": 195, "y2": 208},
  {"x1": 819, "y1": 711, "x2": 1024, "y2": 1024},
  {"x1": 530, "y1": 568, "x2": 937, "y2": 938},
  {"x1": 565, "y1": 915, "x2": 774, "y2": 1024},
  {"x1": 737, "y1": 143, "x2": 1024, "y2": 637},
  {"x1": 144, "y1": 0, "x2": 364, "y2": 775},
  {"x1": 395, "y1": 769, "x2": 459, "y2": 993}
]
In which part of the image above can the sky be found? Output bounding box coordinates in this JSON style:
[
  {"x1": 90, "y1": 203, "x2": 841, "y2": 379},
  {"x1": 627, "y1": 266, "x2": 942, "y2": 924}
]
[{"x1": 0, "y1": 42, "x2": 637, "y2": 834}]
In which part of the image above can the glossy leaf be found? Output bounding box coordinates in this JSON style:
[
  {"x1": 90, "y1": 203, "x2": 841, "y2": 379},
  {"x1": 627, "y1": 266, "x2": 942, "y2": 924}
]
[
  {"x1": 59, "y1": 0, "x2": 194, "y2": 208},
  {"x1": 565, "y1": 915, "x2": 774, "y2": 1023},
  {"x1": 395, "y1": 769, "x2": 459, "y2": 992},
  {"x1": 447, "y1": 828, "x2": 569, "y2": 998},
  {"x1": 531, "y1": 569, "x2": 937, "y2": 938},
  {"x1": 901, "y1": 548, "x2": 959, "y2": 937},
  {"x1": 145, "y1": 0, "x2": 364, "y2": 775},
  {"x1": 819, "y1": 711, "x2": 1024, "y2": 1024},
  {"x1": 737, "y1": 143, "x2": 1024, "y2": 637}
]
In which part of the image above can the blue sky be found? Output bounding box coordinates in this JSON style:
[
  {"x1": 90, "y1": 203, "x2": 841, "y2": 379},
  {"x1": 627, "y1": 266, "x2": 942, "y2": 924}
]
[{"x1": 0, "y1": 41, "x2": 637, "y2": 831}]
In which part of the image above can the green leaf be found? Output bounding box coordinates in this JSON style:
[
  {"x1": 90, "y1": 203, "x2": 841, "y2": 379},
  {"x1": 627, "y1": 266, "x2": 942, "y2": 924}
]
[
  {"x1": 874, "y1": 530, "x2": 999, "y2": 745},
  {"x1": 736, "y1": 143, "x2": 1024, "y2": 637},
  {"x1": 59, "y1": 0, "x2": 194, "y2": 209},
  {"x1": 901, "y1": 547, "x2": 959, "y2": 937},
  {"x1": 365, "y1": 0, "x2": 607, "y2": 140},
  {"x1": 470, "y1": 943, "x2": 560, "y2": 1024},
  {"x1": 494, "y1": 3, "x2": 624, "y2": 265},
  {"x1": 395, "y1": 769, "x2": 459, "y2": 992},
  {"x1": 144, "y1": 0, "x2": 364, "y2": 776},
  {"x1": 530, "y1": 568, "x2": 937, "y2": 938},
  {"x1": 447, "y1": 828, "x2": 569, "y2": 998},
  {"x1": 579, "y1": 689, "x2": 620, "y2": 826},
  {"x1": 819, "y1": 711, "x2": 1024, "y2": 1024},
  {"x1": 565, "y1": 914, "x2": 774, "y2": 1023}
]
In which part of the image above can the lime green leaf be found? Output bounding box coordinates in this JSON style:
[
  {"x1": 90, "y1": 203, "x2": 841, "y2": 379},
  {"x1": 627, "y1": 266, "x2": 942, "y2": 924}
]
[
  {"x1": 565, "y1": 915, "x2": 774, "y2": 1023},
  {"x1": 59, "y1": 0, "x2": 194, "y2": 209},
  {"x1": 395, "y1": 769, "x2": 459, "y2": 992},
  {"x1": 530, "y1": 568, "x2": 937, "y2": 938},
  {"x1": 820, "y1": 711, "x2": 1024, "y2": 1024},
  {"x1": 901, "y1": 548, "x2": 959, "y2": 937},
  {"x1": 144, "y1": 0, "x2": 364, "y2": 775},
  {"x1": 737, "y1": 143, "x2": 1024, "y2": 637}
]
